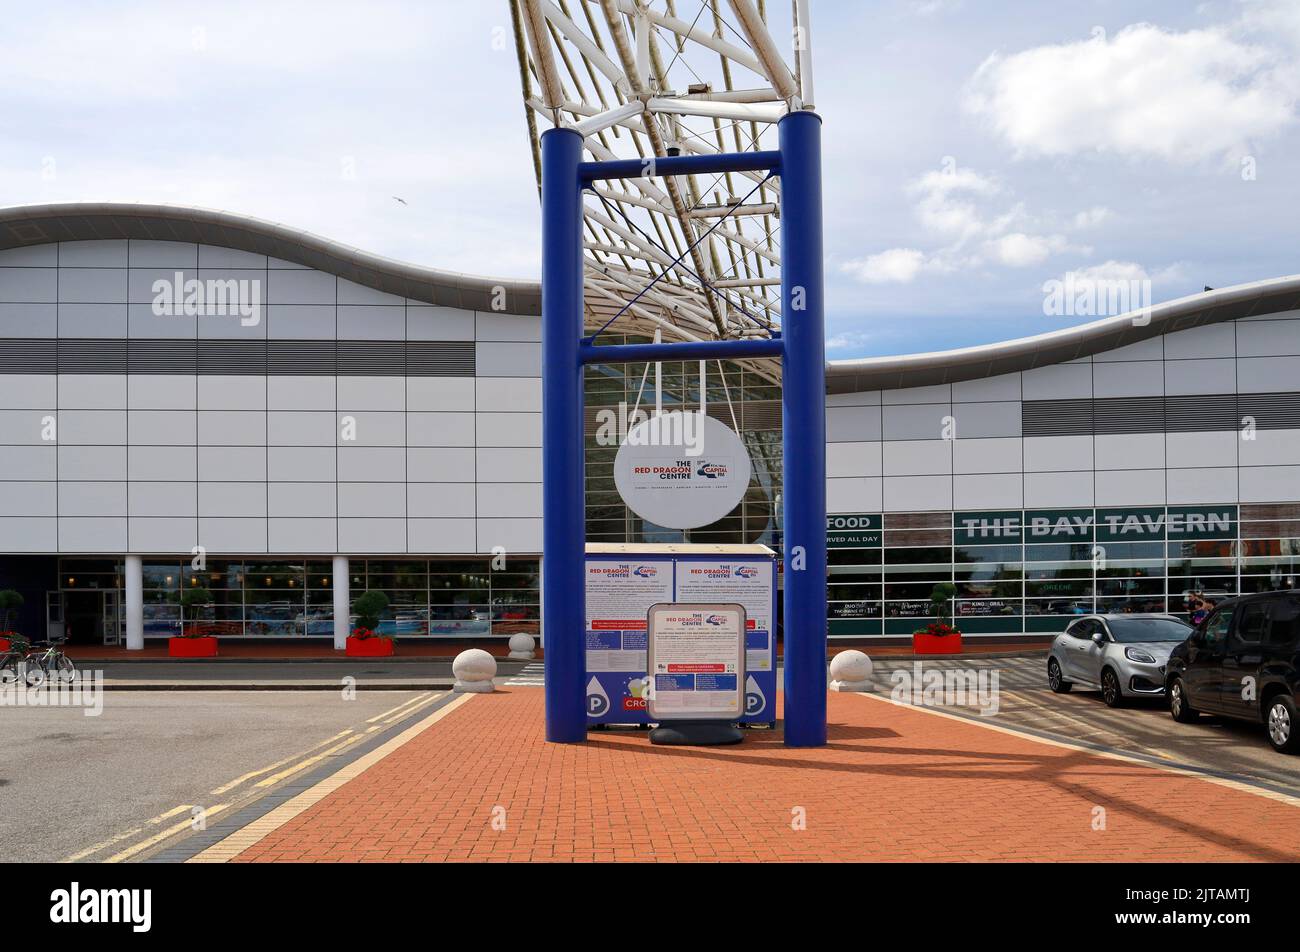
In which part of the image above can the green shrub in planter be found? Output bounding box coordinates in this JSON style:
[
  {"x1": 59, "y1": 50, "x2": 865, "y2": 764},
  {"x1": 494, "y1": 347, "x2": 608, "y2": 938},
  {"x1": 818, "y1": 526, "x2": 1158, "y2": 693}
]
[
  {"x1": 351, "y1": 590, "x2": 390, "y2": 634},
  {"x1": 179, "y1": 587, "x2": 214, "y2": 637},
  {"x1": 929, "y1": 582, "x2": 956, "y2": 629}
]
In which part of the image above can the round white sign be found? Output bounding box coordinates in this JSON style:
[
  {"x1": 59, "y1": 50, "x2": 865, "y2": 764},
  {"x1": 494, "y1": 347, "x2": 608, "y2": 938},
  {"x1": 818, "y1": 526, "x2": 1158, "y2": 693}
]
[{"x1": 613, "y1": 411, "x2": 752, "y2": 530}]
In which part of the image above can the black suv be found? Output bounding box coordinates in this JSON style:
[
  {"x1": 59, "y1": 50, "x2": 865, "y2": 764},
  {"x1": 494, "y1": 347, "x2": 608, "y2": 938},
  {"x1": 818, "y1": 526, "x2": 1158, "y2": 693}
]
[{"x1": 1166, "y1": 591, "x2": 1300, "y2": 753}]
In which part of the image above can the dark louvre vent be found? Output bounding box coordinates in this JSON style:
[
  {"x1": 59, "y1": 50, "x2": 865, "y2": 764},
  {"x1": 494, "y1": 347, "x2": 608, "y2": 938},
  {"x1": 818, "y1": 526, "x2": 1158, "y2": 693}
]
[
  {"x1": 1024, "y1": 393, "x2": 1300, "y2": 436},
  {"x1": 0, "y1": 339, "x2": 57, "y2": 373},
  {"x1": 268, "y1": 340, "x2": 334, "y2": 375},
  {"x1": 60, "y1": 338, "x2": 128, "y2": 374},
  {"x1": 405, "y1": 341, "x2": 475, "y2": 377},
  {"x1": 127, "y1": 339, "x2": 196, "y2": 374},
  {"x1": 198, "y1": 339, "x2": 266, "y2": 375}
]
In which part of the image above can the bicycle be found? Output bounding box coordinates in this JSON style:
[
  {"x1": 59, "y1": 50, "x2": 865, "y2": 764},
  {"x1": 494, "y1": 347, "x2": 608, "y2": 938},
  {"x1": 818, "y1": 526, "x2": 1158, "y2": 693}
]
[
  {"x1": 0, "y1": 635, "x2": 44, "y2": 686},
  {"x1": 24, "y1": 638, "x2": 76, "y2": 684}
]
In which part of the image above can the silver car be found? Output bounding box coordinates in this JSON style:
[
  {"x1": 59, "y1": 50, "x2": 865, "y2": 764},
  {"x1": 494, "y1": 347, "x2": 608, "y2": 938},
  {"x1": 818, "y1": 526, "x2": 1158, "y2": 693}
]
[{"x1": 1047, "y1": 614, "x2": 1193, "y2": 707}]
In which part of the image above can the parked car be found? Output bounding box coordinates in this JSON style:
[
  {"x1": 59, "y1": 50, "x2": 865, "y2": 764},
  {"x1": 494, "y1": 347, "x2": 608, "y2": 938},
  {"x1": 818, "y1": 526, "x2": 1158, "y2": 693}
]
[
  {"x1": 1047, "y1": 613, "x2": 1193, "y2": 707},
  {"x1": 1166, "y1": 591, "x2": 1300, "y2": 753}
]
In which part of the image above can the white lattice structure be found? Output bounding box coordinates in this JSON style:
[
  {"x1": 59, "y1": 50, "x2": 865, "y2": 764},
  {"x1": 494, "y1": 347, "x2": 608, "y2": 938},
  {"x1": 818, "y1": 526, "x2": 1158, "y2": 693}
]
[{"x1": 509, "y1": 0, "x2": 815, "y2": 353}]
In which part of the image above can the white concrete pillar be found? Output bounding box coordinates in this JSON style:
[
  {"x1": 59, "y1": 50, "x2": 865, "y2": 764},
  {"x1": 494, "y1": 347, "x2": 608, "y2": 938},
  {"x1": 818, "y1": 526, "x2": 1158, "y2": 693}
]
[
  {"x1": 332, "y1": 555, "x2": 350, "y2": 650},
  {"x1": 124, "y1": 555, "x2": 144, "y2": 651}
]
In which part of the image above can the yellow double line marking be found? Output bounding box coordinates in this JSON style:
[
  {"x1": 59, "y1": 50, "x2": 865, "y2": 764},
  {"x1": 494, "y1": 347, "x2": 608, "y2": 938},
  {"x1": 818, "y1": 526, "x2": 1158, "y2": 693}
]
[
  {"x1": 104, "y1": 805, "x2": 232, "y2": 864},
  {"x1": 62, "y1": 691, "x2": 445, "y2": 863}
]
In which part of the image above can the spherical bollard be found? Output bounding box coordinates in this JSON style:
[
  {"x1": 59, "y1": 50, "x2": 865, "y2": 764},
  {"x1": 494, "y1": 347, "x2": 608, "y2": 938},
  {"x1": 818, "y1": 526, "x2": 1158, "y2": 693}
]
[
  {"x1": 829, "y1": 649, "x2": 873, "y2": 692},
  {"x1": 507, "y1": 633, "x2": 536, "y2": 661},
  {"x1": 453, "y1": 648, "x2": 497, "y2": 693}
]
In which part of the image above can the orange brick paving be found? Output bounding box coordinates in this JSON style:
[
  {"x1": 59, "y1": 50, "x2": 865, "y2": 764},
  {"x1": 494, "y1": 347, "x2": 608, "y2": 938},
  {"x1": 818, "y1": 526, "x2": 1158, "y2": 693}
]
[{"x1": 230, "y1": 688, "x2": 1300, "y2": 862}]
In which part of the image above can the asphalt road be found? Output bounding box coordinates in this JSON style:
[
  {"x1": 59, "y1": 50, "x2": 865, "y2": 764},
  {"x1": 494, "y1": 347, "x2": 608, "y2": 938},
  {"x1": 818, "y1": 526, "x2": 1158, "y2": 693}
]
[
  {"x1": 0, "y1": 690, "x2": 439, "y2": 862},
  {"x1": 860, "y1": 654, "x2": 1300, "y2": 799}
]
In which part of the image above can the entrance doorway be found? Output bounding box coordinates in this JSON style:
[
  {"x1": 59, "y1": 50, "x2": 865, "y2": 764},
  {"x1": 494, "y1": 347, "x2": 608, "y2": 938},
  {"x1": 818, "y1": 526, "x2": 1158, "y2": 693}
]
[{"x1": 46, "y1": 590, "x2": 122, "y2": 645}]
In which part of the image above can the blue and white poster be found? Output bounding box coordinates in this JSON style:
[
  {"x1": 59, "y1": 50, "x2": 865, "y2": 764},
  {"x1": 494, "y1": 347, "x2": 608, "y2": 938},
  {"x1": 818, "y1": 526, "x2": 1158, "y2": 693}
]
[
  {"x1": 585, "y1": 558, "x2": 672, "y2": 721},
  {"x1": 647, "y1": 604, "x2": 745, "y2": 719},
  {"x1": 584, "y1": 547, "x2": 777, "y2": 725}
]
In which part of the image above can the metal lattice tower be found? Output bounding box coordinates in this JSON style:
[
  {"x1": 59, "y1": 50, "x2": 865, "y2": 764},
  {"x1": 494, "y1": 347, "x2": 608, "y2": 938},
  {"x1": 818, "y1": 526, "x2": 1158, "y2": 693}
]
[{"x1": 510, "y1": 0, "x2": 815, "y2": 363}]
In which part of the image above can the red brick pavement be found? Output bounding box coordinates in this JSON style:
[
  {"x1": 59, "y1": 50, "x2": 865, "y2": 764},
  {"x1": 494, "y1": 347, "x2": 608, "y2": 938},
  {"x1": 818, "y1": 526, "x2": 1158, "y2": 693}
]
[{"x1": 230, "y1": 688, "x2": 1300, "y2": 862}]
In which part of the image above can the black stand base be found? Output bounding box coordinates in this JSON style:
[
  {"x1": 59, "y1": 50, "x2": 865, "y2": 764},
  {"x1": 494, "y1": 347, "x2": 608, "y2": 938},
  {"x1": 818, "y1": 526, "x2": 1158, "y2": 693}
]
[{"x1": 648, "y1": 721, "x2": 744, "y2": 746}]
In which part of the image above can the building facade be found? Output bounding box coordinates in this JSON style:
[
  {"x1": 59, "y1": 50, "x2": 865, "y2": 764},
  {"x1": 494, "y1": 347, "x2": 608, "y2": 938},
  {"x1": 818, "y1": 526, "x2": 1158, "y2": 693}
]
[
  {"x1": 822, "y1": 275, "x2": 1300, "y2": 637},
  {"x1": 3, "y1": 204, "x2": 1300, "y2": 645},
  {"x1": 0, "y1": 205, "x2": 544, "y2": 647}
]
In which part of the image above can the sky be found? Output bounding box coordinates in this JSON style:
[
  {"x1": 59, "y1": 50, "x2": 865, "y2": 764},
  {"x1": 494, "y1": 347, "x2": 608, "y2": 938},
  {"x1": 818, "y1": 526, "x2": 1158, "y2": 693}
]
[{"x1": 1, "y1": 0, "x2": 1297, "y2": 360}]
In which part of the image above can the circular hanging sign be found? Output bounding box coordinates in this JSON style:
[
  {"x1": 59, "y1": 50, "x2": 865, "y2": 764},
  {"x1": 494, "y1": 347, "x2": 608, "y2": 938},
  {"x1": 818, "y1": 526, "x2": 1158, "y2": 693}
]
[{"x1": 613, "y1": 411, "x2": 752, "y2": 530}]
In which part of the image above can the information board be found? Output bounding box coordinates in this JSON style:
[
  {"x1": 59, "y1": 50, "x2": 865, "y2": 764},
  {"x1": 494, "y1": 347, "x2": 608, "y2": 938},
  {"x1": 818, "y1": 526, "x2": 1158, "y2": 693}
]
[
  {"x1": 584, "y1": 547, "x2": 776, "y2": 726},
  {"x1": 584, "y1": 558, "x2": 673, "y2": 719},
  {"x1": 674, "y1": 558, "x2": 774, "y2": 677},
  {"x1": 646, "y1": 603, "x2": 745, "y2": 720}
]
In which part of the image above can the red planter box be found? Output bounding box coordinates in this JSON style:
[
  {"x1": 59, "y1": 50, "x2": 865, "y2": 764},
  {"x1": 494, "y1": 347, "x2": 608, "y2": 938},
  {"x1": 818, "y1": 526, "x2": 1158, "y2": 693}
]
[
  {"x1": 912, "y1": 632, "x2": 963, "y2": 655},
  {"x1": 169, "y1": 636, "x2": 218, "y2": 658},
  {"x1": 0, "y1": 638, "x2": 10, "y2": 652},
  {"x1": 346, "y1": 636, "x2": 394, "y2": 657}
]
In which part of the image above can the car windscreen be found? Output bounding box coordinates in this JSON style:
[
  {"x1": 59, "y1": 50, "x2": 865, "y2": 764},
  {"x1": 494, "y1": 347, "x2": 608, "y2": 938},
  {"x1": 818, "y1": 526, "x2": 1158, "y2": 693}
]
[{"x1": 1105, "y1": 617, "x2": 1192, "y2": 643}]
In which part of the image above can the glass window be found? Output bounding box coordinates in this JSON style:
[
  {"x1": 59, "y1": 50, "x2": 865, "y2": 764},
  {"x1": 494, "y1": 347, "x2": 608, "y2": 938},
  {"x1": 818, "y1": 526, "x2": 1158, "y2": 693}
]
[
  {"x1": 1202, "y1": 606, "x2": 1234, "y2": 648},
  {"x1": 1268, "y1": 599, "x2": 1300, "y2": 647},
  {"x1": 142, "y1": 562, "x2": 182, "y2": 591},
  {"x1": 1066, "y1": 619, "x2": 1097, "y2": 640},
  {"x1": 1025, "y1": 543, "x2": 1094, "y2": 562},
  {"x1": 884, "y1": 547, "x2": 951, "y2": 565},
  {"x1": 245, "y1": 564, "x2": 305, "y2": 589},
  {"x1": 830, "y1": 599, "x2": 881, "y2": 619},
  {"x1": 1104, "y1": 616, "x2": 1192, "y2": 643},
  {"x1": 1026, "y1": 597, "x2": 1093, "y2": 616},
  {"x1": 1235, "y1": 602, "x2": 1268, "y2": 645},
  {"x1": 954, "y1": 545, "x2": 1021, "y2": 564},
  {"x1": 1097, "y1": 594, "x2": 1167, "y2": 614}
]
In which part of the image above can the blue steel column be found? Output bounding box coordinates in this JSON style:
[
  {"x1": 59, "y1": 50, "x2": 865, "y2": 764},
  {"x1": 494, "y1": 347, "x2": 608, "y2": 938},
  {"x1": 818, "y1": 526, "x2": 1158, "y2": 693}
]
[
  {"x1": 541, "y1": 127, "x2": 587, "y2": 743},
  {"x1": 778, "y1": 110, "x2": 828, "y2": 747}
]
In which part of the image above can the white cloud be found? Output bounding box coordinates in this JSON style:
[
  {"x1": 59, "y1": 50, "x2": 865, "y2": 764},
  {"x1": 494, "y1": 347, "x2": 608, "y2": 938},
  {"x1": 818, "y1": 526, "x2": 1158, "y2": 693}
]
[
  {"x1": 1072, "y1": 206, "x2": 1112, "y2": 229},
  {"x1": 909, "y1": 167, "x2": 1001, "y2": 241},
  {"x1": 841, "y1": 248, "x2": 927, "y2": 284},
  {"x1": 825, "y1": 330, "x2": 882, "y2": 352},
  {"x1": 985, "y1": 232, "x2": 1071, "y2": 267},
  {"x1": 964, "y1": 22, "x2": 1298, "y2": 162},
  {"x1": 1063, "y1": 260, "x2": 1185, "y2": 286},
  {"x1": 842, "y1": 162, "x2": 1090, "y2": 284}
]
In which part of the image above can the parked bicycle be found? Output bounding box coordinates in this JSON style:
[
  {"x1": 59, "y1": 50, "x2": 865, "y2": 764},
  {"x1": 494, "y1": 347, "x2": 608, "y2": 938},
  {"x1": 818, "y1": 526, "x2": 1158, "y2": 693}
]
[
  {"x1": 24, "y1": 637, "x2": 76, "y2": 684},
  {"x1": 0, "y1": 635, "x2": 46, "y2": 686}
]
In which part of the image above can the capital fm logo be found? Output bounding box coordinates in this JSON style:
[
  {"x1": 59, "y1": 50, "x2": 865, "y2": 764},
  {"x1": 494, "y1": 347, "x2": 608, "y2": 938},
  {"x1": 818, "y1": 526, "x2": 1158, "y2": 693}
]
[
  {"x1": 734, "y1": 565, "x2": 759, "y2": 579},
  {"x1": 704, "y1": 614, "x2": 728, "y2": 626},
  {"x1": 632, "y1": 565, "x2": 658, "y2": 578},
  {"x1": 695, "y1": 461, "x2": 729, "y2": 479}
]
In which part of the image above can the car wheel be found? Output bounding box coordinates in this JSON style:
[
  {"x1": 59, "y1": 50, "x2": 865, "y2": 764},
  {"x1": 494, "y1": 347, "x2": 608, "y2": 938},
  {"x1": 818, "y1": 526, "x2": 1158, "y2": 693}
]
[
  {"x1": 1265, "y1": 695, "x2": 1300, "y2": 754},
  {"x1": 1047, "y1": 657, "x2": 1072, "y2": 693},
  {"x1": 1101, "y1": 668, "x2": 1125, "y2": 708},
  {"x1": 1169, "y1": 677, "x2": 1198, "y2": 723}
]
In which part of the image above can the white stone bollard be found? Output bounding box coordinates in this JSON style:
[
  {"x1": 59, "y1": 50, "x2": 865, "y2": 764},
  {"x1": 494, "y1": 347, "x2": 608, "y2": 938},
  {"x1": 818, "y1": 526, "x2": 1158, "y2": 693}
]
[
  {"x1": 452, "y1": 648, "x2": 497, "y2": 693},
  {"x1": 829, "y1": 649, "x2": 873, "y2": 692},
  {"x1": 507, "y1": 633, "x2": 536, "y2": 660}
]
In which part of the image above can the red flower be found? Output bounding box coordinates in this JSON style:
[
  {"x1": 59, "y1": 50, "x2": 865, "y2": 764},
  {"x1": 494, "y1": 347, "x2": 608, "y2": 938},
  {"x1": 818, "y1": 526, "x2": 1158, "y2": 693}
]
[{"x1": 351, "y1": 627, "x2": 376, "y2": 641}]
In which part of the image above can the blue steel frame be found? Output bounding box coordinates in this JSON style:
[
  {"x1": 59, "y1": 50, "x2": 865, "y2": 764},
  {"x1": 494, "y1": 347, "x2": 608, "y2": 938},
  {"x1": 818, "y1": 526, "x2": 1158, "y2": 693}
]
[{"x1": 542, "y1": 110, "x2": 827, "y2": 746}]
